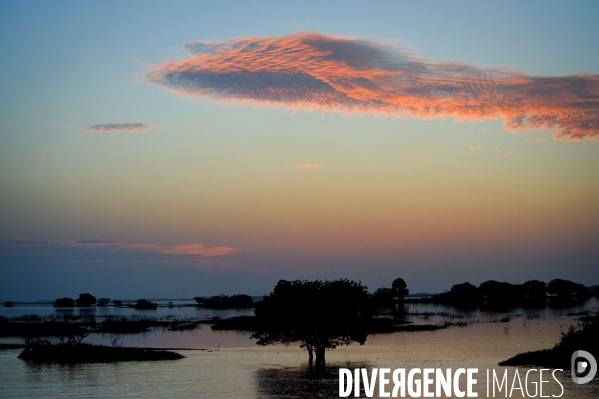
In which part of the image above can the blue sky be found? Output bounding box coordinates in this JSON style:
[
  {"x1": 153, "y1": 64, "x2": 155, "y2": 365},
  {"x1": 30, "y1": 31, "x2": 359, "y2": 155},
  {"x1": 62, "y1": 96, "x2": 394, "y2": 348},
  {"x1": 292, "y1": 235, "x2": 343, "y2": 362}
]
[{"x1": 1, "y1": 1, "x2": 598, "y2": 300}]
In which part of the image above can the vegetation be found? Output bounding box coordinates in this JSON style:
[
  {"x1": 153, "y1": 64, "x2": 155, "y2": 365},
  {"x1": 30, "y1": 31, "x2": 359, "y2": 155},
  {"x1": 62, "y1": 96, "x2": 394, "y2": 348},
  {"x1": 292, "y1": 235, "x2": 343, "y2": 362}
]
[
  {"x1": 18, "y1": 337, "x2": 184, "y2": 363},
  {"x1": 76, "y1": 293, "x2": 97, "y2": 307},
  {"x1": 97, "y1": 297, "x2": 110, "y2": 306},
  {"x1": 134, "y1": 299, "x2": 157, "y2": 309},
  {"x1": 500, "y1": 316, "x2": 599, "y2": 368},
  {"x1": 0, "y1": 314, "x2": 204, "y2": 337},
  {"x1": 251, "y1": 279, "x2": 374, "y2": 364},
  {"x1": 391, "y1": 278, "x2": 409, "y2": 301},
  {"x1": 412, "y1": 279, "x2": 593, "y2": 309},
  {"x1": 198, "y1": 294, "x2": 254, "y2": 309},
  {"x1": 4, "y1": 301, "x2": 14, "y2": 307},
  {"x1": 53, "y1": 297, "x2": 75, "y2": 308}
]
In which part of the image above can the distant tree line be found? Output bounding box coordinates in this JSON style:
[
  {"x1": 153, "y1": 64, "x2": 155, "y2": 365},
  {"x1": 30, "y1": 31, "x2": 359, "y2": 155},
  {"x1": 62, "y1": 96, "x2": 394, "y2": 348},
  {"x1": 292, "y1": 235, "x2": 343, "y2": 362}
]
[
  {"x1": 52, "y1": 294, "x2": 156, "y2": 309},
  {"x1": 194, "y1": 294, "x2": 254, "y2": 309},
  {"x1": 421, "y1": 279, "x2": 595, "y2": 308}
]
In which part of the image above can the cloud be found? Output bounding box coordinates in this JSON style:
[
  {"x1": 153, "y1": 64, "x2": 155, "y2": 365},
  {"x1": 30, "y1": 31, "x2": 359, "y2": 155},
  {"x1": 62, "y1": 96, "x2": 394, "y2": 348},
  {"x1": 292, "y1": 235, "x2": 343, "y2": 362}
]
[
  {"x1": 146, "y1": 33, "x2": 599, "y2": 141},
  {"x1": 469, "y1": 145, "x2": 482, "y2": 150},
  {"x1": 1, "y1": 240, "x2": 236, "y2": 263},
  {"x1": 291, "y1": 163, "x2": 323, "y2": 168},
  {"x1": 122, "y1": 243, "x2": 236, "y2": 257},
  {"x1": 86, "y1": 123, "x2": 151, "y2": 132}
]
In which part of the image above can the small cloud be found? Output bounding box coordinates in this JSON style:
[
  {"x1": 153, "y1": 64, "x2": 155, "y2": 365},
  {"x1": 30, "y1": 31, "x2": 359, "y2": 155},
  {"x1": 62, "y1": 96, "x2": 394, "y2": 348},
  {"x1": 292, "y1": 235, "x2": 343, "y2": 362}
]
[
  {"x1": 495, "y1": 148, "x2": 502, "y2": 153},
  {"x1": 291, "y1": 164, "x2": 323, "y2": 168},
  {"x1": 481, "y1": 127, "x2": 488, "y2": 131},
  {"x1": 306, "y1": 18, "x2": 313, "y2": 24},
  {"x1": 123, "y1": 243, "x2": 236, "y2": 257},
  {"x1": 509, "y1": 150, "x2": 514, "y2": 154},
  {"x1": 86, "y1": 123, "x2": 151, "y2": 132},
  {"x1": 469, "y1": 145, "x2": 482, "y2": 150}
]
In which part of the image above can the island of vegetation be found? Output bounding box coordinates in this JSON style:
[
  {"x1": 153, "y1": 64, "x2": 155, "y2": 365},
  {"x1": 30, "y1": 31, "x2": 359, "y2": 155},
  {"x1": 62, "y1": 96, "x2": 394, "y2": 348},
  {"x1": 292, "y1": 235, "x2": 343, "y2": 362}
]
[
  {"x1": 500, "y1": 315, "x2": 598, "y2": 369},
  {"x1": 18, "y1": 337, "x2": 184, "y2": 363}
]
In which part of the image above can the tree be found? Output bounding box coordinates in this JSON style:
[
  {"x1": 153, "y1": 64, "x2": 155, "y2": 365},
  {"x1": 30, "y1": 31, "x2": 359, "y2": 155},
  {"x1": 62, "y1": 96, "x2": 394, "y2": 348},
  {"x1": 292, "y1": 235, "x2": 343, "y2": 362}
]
[
  {"x1": 434, "y1": 282, "x2": 480, "y2": 306},
  {"x1": 202, "y1": 294, "x2": 254, "y2": 309},
  {"x1": 371, "y1": 288, "x2": 394, "y2": 307},
  {"x1": 53, "y1": 297, "x2": 75, "y2": 308},
  {"x1": 391, "y1": 278, "x2": 409, "y2": 302},
  {"x1": 97, "y1": 298, "x2": 110, "y2": 307},
  {"x1": 522, "y1": 280, "x2": 547, "y2": 299},
  {"x1": 76, "y1": 293, "x2": 97, "y2": 307},
  {"x1": 251, "y1": 279, "x2": 373, "y2": 365},
  {"x1": 134, "y1": 299, "x2": 157, "y2": 309},
  {"x1": 547, "y1": 279, "x2": 590, "y2": 299}
]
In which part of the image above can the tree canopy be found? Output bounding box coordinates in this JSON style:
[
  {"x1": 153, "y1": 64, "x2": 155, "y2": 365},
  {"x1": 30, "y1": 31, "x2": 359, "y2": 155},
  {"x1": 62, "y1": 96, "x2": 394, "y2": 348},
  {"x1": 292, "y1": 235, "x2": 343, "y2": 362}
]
[
  {"x1": 251, "y1": 279, "x2": 373, "y2": 364},
  {"x1": 75, "y1": 293, "x2": 97, "y2": 307},
  {"x1": 391, "y1": 278, "x2": 409, "y2": 301}
]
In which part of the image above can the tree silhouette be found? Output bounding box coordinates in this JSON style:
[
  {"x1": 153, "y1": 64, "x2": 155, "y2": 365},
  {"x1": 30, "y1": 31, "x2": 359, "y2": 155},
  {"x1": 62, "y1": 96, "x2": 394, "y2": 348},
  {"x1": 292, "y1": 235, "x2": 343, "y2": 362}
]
[
  {"x1": 251, "y1": 279, "x2": 373, "y2": 365},
  {"x1": 391, "y1": 278, "x2": 409, "y2": 302},
  {"x1": 53, "y1": 297, "x2": 75, "y2": 308},
  {"x1": 547, "y1": 279, "x2": 590, "y2": 298},
  {"x1": 134, "y1": 299, "x2": 157, "y2": 309},
  {"x1": 76, "y1": 293, "x2": 97, "y2": 307}
]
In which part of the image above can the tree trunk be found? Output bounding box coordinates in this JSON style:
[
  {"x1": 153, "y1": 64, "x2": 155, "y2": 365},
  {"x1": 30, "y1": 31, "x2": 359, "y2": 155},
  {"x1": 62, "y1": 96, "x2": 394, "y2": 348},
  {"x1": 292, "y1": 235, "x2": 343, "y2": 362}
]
[
  {"x1": 315, "y1": 346, "x2": 325, "y2": 365},
  {"x1": 307, "y1": 346, "x2": 313, "y2": 361}
]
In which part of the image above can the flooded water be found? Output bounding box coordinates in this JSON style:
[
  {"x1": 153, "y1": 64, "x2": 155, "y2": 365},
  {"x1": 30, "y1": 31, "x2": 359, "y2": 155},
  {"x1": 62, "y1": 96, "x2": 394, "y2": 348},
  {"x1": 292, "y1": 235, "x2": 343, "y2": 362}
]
[{"x1": 1, "y1": 299, "x2": 598, "y2": 398}]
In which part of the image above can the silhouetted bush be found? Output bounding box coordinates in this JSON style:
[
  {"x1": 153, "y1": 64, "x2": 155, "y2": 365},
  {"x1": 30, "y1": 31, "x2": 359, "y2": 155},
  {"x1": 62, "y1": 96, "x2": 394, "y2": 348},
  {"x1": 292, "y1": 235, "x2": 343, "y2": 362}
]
[
  {"x1": 371, "y1": 288, "x2": 394, "y2": 307},
  {"x1": 4, "y1": 301, "x2": 14, "y2": 307},
  {"x1": 18, "y1": 342, "x2": 184, "y2": 363},
  {"x1": 76, "y1": 293, "x2": 97, "y2": 307},
  {"x1": 134, "y1": 299, "x2": 157, "y2": 310},
  {"x1": 433, "y1": 282, "x2": 480, "y2": 307},
  {"x1": 53, "y1": 297, "x2": 75, "y2": 308},
  {"x1": 500, "y1": 317, "x2": 598, "y2": 368},
  {"x1": 202, "y1": 294, "x2": 254, "y2": 309},
  {"x1": 547, "y1": 279, "x2": 591, "y2": 299},
  {"x1": 97, "y1": 298, "x2": 110, "y2": 307},
  {"x1": 112, "y1": 300, "x2": 123, "y2": 307}
]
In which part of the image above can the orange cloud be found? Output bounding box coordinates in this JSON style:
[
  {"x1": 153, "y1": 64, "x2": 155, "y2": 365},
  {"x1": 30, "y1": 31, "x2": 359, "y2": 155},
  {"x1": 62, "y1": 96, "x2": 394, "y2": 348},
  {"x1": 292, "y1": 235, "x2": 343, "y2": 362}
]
[
  {"x1": 146, "y1": 33, "x2": 599, "y2": 141},
  {"x1": 122, "y1": 243, "x2": 236, "y2": 257},
  {"x1": 74, "y1": 240, "x2": 235, "y2": 257},
  {"x1": 291, "y1": 164, "x2": 323, "y2": 168},
  {"x1": 86, "y1": 123, "x2": 151, "y2": 132}
]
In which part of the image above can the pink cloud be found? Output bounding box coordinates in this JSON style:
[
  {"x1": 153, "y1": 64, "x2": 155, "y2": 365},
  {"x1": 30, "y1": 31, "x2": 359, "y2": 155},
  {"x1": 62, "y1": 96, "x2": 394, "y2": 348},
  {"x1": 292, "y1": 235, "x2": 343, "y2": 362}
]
[
  {"x1": 122, "y1": 243, "x2": 236, "y2": 257},
  {"x1": 146, "y1": 33, "x2": 599, "y2": 141}
]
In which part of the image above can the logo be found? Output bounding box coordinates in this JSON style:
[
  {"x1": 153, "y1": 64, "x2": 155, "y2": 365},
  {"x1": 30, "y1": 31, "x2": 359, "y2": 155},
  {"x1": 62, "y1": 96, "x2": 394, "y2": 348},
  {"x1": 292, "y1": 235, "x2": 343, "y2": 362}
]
[{"x1": 571, "y1": 350, "x2": 597, "y2": 384}]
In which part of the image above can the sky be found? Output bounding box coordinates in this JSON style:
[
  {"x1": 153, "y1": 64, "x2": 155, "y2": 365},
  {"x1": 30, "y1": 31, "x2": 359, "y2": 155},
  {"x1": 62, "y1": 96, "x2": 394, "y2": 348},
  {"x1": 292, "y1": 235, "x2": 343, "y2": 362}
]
[{"x1": 1, "y1": 1, "x2": 598, "y2": 300}]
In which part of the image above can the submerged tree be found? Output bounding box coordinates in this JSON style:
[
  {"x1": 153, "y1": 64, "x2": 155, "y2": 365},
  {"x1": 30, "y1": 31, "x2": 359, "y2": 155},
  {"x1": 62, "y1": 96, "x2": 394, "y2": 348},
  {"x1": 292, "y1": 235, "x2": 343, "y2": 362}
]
[
  {"x1": 76, "y1": 293, "x2": 97, "y2": 307},
  {"x1": 391, "y1": 278, "x2": 409, "y2": 302},
  {"x1": 251, "y1": 279, "x2": 373, "y2": 365},
  {"x1": 53, "y1": 297, "x2": 75, "y2": 308}
]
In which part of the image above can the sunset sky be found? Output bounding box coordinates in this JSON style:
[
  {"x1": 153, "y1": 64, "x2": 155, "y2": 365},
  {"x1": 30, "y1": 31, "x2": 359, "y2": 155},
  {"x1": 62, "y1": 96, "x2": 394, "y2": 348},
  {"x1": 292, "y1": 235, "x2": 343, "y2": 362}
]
[{"x1": 1, "y1": 1, "x2": 598, "y2": 300}]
